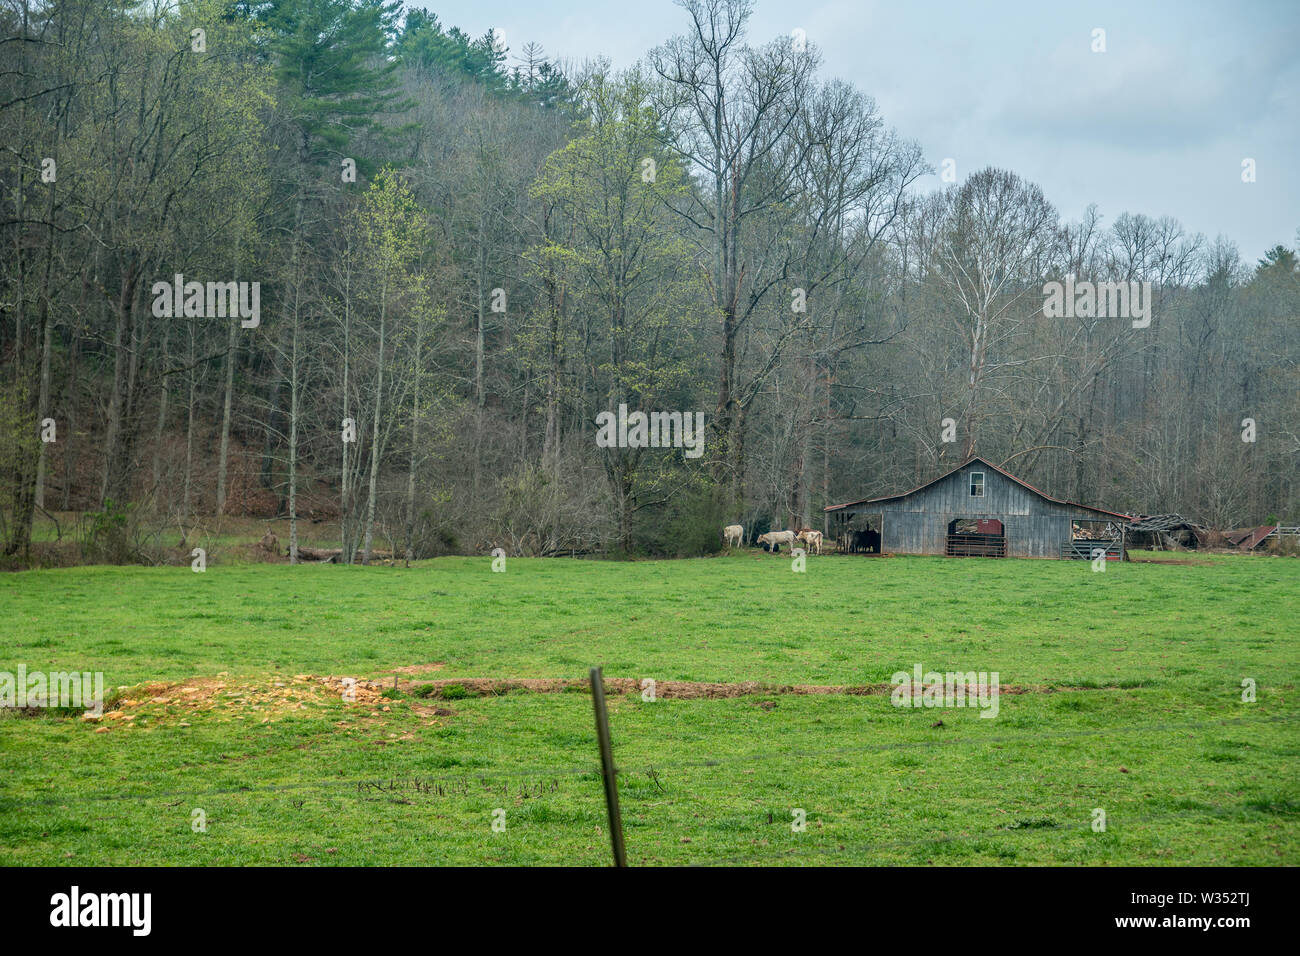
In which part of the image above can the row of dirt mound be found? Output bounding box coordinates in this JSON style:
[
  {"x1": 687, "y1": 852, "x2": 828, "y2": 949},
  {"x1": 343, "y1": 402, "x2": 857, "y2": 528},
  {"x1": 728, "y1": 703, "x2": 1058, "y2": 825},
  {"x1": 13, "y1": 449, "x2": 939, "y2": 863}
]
[
  {"x1": 74, "y1": 668, "x2": 1053, "y2": 731},
  {"x1": 310, "y1": 674, "x2": 1032, "y2": 701}
]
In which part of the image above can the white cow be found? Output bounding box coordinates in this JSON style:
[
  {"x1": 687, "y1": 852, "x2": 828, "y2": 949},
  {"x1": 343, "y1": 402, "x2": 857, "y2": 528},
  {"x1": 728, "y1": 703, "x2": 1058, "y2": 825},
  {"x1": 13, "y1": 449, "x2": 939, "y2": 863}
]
[
  {"x1": 723, "y1": 524, "x2": 745, "y2": 549},
  {"x1": 756, "y1": 530, "x2": 797, "y2": 553},
  {"x1": 796, "y1": 529, "x2": 823, "y2": 554}
]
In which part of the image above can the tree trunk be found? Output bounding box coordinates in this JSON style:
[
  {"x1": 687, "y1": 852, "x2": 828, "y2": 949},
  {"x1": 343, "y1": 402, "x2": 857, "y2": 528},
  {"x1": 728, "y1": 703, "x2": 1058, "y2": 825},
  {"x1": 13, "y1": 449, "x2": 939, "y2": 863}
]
[
  {"x1": 215, "y1": 299, "x2": 239, "y2": 515},
  {"x1": 361, "y1": 281, "x2": 387, "y2": 564},
  {"x1": 101, "y1": 263, "x2": 141, "y2": 506},
  {"x1": 404, "y1": 317, "x2": 422, "y2": 567},
  {"x1": 288, "y1": 309, "x2": 300, "y2": 565},
  {"x1": 340, "y1": 290, "x2": 353, "y2": 562},
  {"x1": 151, "y1": 322, "x2": 171, "y2": 505},
  {"x1": 62, "y1": 331, "x2": 80, "y2": 511},
  {"x1": 33, "y1": 302, "x2": 52, "y2": 512},
  {"x1": 183, "y1": 345, "x2": 196, "y2": 521}
]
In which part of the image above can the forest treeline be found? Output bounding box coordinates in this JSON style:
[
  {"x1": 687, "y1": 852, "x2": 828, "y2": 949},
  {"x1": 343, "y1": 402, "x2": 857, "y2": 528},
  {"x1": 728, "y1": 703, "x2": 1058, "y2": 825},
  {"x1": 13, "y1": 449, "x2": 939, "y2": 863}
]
[{"x1": 1, "y1": 0, "x2": 1296, "y2": 564}]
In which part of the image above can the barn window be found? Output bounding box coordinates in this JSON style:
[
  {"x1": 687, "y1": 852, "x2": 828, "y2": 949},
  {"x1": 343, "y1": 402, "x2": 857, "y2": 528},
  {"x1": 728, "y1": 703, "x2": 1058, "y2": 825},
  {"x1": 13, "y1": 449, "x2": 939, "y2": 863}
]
[{"x1": 969, "y1": 472, "x2": 985, "y2": 497}]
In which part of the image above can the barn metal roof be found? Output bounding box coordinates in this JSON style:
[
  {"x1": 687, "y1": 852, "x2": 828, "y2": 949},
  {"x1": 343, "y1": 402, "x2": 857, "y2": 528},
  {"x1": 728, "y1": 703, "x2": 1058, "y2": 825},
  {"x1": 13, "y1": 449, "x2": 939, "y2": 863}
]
[
  {"x1": 1126, "y1": 514, "x2": 1205, "y2": 532},
  {"x1": 1225, "y1": 525, "x2": 1278, "y2": 549},
  {"x1": 824, "y1": 455, "x2": 1132, "y2": 521}
]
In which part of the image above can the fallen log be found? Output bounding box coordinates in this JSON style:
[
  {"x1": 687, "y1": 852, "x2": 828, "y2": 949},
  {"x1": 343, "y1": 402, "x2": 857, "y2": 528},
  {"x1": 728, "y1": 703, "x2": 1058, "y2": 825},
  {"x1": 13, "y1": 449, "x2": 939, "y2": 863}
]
[
  {"x1": 292, "y1": 546, "x2": 343, "y2": 562},
  {"x1": 289, "y1": 546, "x2": 394, "y2": 563}
]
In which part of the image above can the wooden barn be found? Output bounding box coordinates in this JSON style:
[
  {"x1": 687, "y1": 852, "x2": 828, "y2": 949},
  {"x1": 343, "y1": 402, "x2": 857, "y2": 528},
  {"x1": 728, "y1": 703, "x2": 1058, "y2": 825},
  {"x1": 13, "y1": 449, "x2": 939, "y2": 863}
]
[{"x1": 824, "y1": 456, "x2": 1131, "y2": 559}]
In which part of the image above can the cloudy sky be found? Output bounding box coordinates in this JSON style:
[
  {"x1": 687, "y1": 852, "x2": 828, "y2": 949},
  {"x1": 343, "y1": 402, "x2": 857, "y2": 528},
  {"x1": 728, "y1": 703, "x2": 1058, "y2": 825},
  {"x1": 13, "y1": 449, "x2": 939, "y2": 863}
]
[{"x1": 413, "y1": 0, "x2": 1299, "y2": 264}]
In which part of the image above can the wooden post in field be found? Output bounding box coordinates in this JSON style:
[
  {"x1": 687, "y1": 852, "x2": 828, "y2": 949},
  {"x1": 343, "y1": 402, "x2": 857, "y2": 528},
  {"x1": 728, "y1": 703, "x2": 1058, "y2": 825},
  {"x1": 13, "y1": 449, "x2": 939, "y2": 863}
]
[{"x1": 589, "y1": 666, "x2": 627, "y2": 867}]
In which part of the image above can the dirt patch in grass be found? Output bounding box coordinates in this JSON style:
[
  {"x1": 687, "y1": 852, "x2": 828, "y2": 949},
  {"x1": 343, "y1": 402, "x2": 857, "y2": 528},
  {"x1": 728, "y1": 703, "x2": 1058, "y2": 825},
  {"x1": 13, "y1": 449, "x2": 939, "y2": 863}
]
[
  {"x1": 409, "y1": 702, "x2": 457, "y2": 717},
  {"x1": 82, "y1": 674, "x2": 368, "y2": 730},
  {"x1": 389, "y1": 662, "x2": 447, "y2": 675},
  {"x1": 314, "y1": 675, "x2": 1047, "y2": 700},
  {"x1": 78, "y1": 673, "x2": 436, "y2": 729},
  {"x1": 87, "y1": 672, "x2": 466, "y2": 730},
  {"x1": 1127, "y1": 556, "x2": 1212, "y2": 566},
  {"x1": 79, "y1": 669, "x2": 1112, "y2": 732}
]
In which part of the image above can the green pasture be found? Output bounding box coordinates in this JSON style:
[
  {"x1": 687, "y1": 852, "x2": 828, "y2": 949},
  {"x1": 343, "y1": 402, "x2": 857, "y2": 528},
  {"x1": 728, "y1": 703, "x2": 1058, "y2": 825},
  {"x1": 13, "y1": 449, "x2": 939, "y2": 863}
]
[{"x1": 1, "y1": 551, "x2": 1295, "y2": 865}]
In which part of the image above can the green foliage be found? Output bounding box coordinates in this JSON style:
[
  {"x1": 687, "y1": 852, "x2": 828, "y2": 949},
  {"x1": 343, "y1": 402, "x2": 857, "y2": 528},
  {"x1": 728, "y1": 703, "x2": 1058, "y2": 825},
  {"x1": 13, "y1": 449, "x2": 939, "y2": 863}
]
[
  {"x1": 255, "y1": 0, "x2": 406, "y2": 172},
  {"x1": 395, "y1": 10, "x2": 576, "y2": 111},
  {"x1": 74, "y1": 499, "x2": 155, "y2": 565},
  {"x1": 395, "y1": 9, "x2": 505, "y2": 88},
  {"x1": 1256, "y1": 243, "x2": 1298, "y2": 275},
  {"x1": 357, "y1": 168, "x2": 429, "y2": 279},
  {"x1": 643, "y1": 475, "x2": 726, "y2": 556},
  {"x1": 525, "y1": 68, "x2": 711, "y2": 553}
]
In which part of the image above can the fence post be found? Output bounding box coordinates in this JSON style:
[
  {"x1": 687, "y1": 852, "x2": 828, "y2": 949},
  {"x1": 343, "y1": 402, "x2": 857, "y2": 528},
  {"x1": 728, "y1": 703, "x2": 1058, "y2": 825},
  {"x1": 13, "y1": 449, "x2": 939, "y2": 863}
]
[{"x1": 589, "y1": 666, "x2": 628, "y2": 867}]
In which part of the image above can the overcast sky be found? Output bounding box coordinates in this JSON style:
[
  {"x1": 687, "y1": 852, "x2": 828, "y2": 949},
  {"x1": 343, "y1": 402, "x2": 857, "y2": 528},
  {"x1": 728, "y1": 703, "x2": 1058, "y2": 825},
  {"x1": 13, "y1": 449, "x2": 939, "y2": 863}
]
[{"x1": 412, "y1": 0, "x2": 1299, "y2": 264}]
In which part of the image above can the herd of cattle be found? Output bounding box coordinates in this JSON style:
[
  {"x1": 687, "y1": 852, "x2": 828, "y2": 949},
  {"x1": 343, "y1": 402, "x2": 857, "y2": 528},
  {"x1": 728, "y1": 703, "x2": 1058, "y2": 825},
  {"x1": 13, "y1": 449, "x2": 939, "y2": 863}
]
[{"x1": 721, "y1": 525, "x2": 823, "y2": 554}]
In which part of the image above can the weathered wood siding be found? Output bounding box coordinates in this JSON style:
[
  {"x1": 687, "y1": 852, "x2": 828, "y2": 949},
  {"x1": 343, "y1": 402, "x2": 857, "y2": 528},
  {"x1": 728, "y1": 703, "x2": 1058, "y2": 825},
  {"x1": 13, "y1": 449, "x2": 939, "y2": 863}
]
[{"x1": 875, "y1": 463, "x2": 1112, "y2": 558}]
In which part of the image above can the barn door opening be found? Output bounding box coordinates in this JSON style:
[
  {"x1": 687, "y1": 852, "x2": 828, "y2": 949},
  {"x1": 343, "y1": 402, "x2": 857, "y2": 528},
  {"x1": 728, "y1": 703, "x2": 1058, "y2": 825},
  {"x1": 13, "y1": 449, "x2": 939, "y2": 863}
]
[
  {"x1": 852, "y1": 513, "x2": 882, "y2": 554},
  {"x1": 834, "y1": 511, "x2": 882, "y2": 554},
  {"x1": 946, "y1": 517, "x2": 1006, "y2": 557}
]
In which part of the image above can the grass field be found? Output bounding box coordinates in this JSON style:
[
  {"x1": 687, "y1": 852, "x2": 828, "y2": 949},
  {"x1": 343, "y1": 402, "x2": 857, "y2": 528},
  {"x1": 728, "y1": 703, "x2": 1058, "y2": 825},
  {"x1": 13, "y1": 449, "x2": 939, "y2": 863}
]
[{"x1": 1, "y1": 551, "x2": 1296, "y2": 866}]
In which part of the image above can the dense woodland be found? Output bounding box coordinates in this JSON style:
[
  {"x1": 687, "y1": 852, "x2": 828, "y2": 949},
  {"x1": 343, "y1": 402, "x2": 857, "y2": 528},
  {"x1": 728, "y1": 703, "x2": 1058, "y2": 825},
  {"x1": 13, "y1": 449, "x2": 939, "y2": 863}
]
[{"x1": 1, "y1": 0, "x2": 1296, "y2": 564}]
